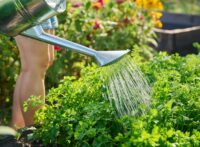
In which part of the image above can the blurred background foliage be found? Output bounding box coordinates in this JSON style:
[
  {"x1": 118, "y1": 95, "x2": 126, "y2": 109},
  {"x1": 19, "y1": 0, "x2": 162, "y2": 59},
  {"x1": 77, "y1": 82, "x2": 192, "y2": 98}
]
[
  {"x1": 162, "y1": 0, "x2": 200, "y2": 15},
  {"x1": 0, "y1": 36, "x2": 19, "y2": 125},
  {"x1": 47, "y1": 0, "x2": 159, "y2": 89}
]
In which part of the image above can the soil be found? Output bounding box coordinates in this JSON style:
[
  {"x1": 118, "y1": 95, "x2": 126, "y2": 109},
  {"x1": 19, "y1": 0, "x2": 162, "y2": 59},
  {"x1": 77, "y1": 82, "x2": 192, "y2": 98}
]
[{"x1": 0, "y1": 135, "x2": 44, "y2": 147}]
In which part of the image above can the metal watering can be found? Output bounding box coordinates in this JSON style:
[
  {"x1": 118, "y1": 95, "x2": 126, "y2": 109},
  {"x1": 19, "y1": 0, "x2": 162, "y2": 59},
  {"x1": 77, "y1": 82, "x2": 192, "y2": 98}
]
[{"x1": 0, "y1": 0, "x2": 129, "y2": 66}]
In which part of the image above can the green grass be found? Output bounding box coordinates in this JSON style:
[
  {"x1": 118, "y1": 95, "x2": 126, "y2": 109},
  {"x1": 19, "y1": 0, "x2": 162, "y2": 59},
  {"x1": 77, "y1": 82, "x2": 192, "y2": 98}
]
[{"x1": 163, "y1": 0, "x2": 200, "y2": 15}]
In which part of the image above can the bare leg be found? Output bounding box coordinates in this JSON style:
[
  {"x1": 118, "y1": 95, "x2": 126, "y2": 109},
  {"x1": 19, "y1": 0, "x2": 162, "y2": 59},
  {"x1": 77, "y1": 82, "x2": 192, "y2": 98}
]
[
  {"x1": 11, "y1": 40, "x2": 27, "y2": 129},
  {"x1": 11, "y1": 30, "x2": 55, "y2": 129},
  {"x1": 11, "y1": 74, "x2": 25, "y2": 129}
]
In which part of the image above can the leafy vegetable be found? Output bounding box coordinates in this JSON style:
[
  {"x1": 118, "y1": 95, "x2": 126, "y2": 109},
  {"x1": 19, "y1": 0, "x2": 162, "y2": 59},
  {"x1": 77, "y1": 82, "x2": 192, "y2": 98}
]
[{"x1": 32, "y1": 53, "x2": 200, "y2": 146}]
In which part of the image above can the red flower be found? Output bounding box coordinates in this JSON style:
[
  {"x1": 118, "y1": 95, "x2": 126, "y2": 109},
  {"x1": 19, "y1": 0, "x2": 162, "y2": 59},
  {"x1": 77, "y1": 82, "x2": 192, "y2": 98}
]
[
  {"x1": 138, "y1": 15, "x2": 144, "y2": 21},
  {"x1": 54, "y1": 45, "x2": 62, "y2": 51},
  {"x1": 98, "y1": 0, "x2": 105, "y2": 6},
  {"x1": 93, "y1": 20, "x2": 102, "y2": 30},
  {"x1": 72, "y1": 3, "x2": 82, "y2": 8}
]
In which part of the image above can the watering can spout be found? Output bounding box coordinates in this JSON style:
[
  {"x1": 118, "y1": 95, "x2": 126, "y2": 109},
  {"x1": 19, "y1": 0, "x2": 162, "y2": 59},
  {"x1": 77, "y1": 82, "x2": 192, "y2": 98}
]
[
  {"x1": 95, "y1": 50, "x2": 130, "y2": 66},
  {"x1": 22, "y1": 25, "x2": 130, "y2": 66}
]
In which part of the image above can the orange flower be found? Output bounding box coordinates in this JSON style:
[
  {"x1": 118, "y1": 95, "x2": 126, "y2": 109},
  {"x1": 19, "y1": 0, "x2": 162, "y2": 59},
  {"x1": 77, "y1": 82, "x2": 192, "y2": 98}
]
[
  {"x1": 92, "y1": 2, "x2": 103, "y2": 10},
  {"x1": 92, "y1": 0, "x2": 109, "y2": 10}
]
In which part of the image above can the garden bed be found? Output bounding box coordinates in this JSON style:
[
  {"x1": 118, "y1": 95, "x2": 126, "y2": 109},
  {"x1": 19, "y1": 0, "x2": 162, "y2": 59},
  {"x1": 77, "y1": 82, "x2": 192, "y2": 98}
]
[
  {"x1": 1, "y1": 1, "x2": 200, "y2": 146},
  {"x1": 154, "y1": 12, "x2": 200, "y2": 55}
]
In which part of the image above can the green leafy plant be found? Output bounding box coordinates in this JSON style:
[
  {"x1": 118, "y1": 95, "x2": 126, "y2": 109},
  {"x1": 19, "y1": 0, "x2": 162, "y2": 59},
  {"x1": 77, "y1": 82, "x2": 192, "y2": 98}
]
[
  {"x1": 23, "y1": 96, "x2": 44, "y2": 113},
  {"x1": 141, "y1": 52, "x2": 200, "y2": 132},
  {"x1": 193, "y1": 42, "x2": 200, "y2": 54},
  {"x1": 34, "y1": 65, "x2": 118, "y2": 146},
  {"x1": 32, "y1": 53, "x2": 200, "y2": 146}
]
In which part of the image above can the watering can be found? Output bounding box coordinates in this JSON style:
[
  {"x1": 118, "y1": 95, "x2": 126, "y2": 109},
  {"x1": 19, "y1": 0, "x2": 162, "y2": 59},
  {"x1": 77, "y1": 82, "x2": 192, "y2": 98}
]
[{"x1": 0, "y1": 0, "x2": 129, "y2": 66}]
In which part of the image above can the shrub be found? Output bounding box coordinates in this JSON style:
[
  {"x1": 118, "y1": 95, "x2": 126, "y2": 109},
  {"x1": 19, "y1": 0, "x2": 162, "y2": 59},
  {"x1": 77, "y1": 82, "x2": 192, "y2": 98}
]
[
  {"x1": 142, "y1": 52, "x2": 200, "y2": 132},
  {"x1": 32, "y1": 53, "x2": 200, "y2": 146},
  {"x1": 34, "y1": 65, "x2": 118, "y2": 146},
  {"x1": 0, "y1": 35, "x2": 19, "y2": 124}
]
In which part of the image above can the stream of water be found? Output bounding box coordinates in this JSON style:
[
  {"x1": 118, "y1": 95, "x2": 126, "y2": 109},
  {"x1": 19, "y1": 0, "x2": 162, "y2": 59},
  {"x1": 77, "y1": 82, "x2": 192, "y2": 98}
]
[{"x1": 103, "y1": 55, "x2": 151, "y2": 117}]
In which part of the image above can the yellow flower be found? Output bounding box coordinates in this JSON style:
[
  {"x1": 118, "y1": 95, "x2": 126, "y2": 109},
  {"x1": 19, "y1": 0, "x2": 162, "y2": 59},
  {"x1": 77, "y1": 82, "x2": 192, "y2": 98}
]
[
  {"x1": 157, "y1": 1, "x2": 164, "y2": 10},
  {"x1": 135, "y1": 0, "x2": 163, "y2": 11},
  {"x1": 154, "y1": 20, "x2": 163, "y2": 28},
  {"x1": 135, "y1": 0, "x2": 143, "y2": 8},
  {"x1": 134, "y1": 0, "x2": 163, "y2": 28},
  {"x1": 150, "y1": 12, "x2": 162, "y2": 20},
  {"x1": 104, "y1": 0, "x2": 109, "y2": 4}
]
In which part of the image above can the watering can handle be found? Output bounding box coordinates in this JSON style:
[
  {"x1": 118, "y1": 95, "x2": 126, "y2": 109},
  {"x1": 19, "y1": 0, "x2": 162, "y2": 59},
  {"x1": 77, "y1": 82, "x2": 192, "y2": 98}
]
[{"x1": 21, "y1": 25, "x2": 97, "y2": 57}]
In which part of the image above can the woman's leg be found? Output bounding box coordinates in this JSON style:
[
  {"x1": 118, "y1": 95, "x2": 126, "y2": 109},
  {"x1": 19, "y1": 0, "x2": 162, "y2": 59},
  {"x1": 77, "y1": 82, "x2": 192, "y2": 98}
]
[
  {"x1": 11, "y1": 74, "x2": 25, "y2": 129},
  {"x1": 11, "y1": 30, "x2": 55, "y2": 129}
]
